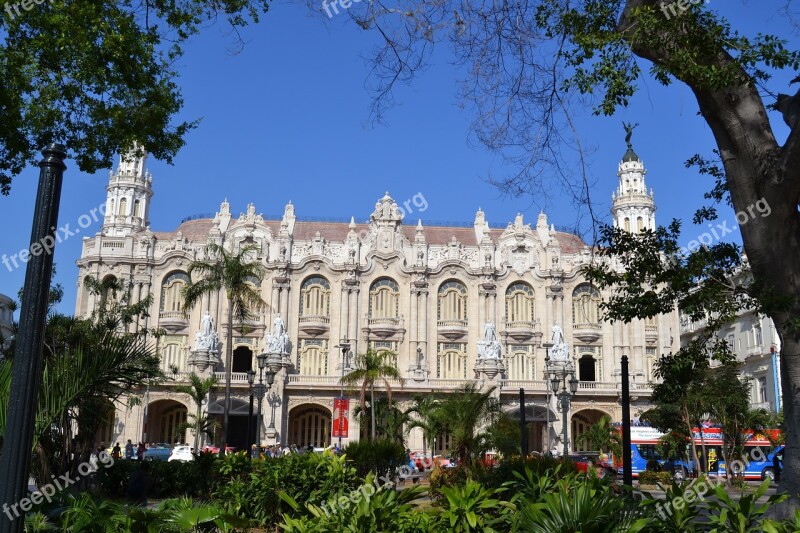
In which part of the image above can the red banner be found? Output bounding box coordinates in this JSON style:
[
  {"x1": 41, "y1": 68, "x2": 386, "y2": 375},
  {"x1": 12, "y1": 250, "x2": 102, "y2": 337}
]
[{"x1": 332, "y1": 398, "x2": 349, "y2": 438}]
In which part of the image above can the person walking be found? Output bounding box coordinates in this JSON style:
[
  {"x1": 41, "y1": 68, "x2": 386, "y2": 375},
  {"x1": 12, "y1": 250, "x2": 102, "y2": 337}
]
[
  {"x1": 111, "y1": 442, "x2": 121, "y2": 460},
  {"x1": 773, "y1": 449, "x2": 782, "y2": 482},
  {"x1": 137, "y1": 442, "x2": 146, "y2": 461},
  {"x1": 124, "y1": 439, "x2": 134, "y2": 460}
]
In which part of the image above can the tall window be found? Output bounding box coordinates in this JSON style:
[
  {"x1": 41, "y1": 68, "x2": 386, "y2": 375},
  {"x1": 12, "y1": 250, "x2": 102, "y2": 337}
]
[
  {"x1": 160, "y1": 272, "x2": 189, "y2": 313},
  {"x1": 118, "y1": 198, "x2": 128, "y2": 216},
  {"x1": 753, "y1": 323, "x2": 763, "y2": 347},
  {"x1": 572, "y1": 284, "x2": 601, "y2": 324},
  {"x1": 506, "y1": 347, "x2": 535, "y2": 380},
  {"x1": 645, "y1": 347, "x2": 657, "y2": 380},
  {"x1": 437, "y1": 343, "x2": 468, "y2": 378},
  {"x1": 369, "y1": 278, "x2": 400, "y2": 318},
  {"x1": 757, "y1": 376, "x2": 768, "y2": 404},
  {"x1": 161, "y1": 341, "x2": 186, "y2": 372},
  {"x1": 300, "y1": 276, "x2": 330, "y2": 317},
  {"x1": 299, "y1": 339, "x2": 327, "y2": 375},
  {"x1": 438, "y1": 280, "x2": 467, "y2": 322},
  {"x1": 623, "y1": 218, "x2": 630, "y2": 232},
  {"x1": 637, "y1": 217, "x2": 644, "y2": 231},
  {"x1": 505, "y1": 282, "x2": 535, "y2": 323}
]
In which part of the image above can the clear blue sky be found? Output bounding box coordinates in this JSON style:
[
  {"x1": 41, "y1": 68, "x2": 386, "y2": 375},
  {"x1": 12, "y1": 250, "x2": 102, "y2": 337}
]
[{"x1": 0, "y1": 1, "x2": 794, "y2": 313}]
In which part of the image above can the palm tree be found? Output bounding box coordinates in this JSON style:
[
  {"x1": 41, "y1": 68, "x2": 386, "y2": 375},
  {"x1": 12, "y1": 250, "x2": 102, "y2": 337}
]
[
  {"x1": 576, "y1": 415, "x2": 622, "y2": 459},
  {"x1": 340, "y1": 349, "x2": 405, "y2": 440},
  {"x1": 175, "y1": 373, "x2": 218, "y2": 451},
  {"x1": 435, "y1": 384, "x2": 501, "y2": 466},
  {"x1": 182, "y1": 243, "x2": 265, "y2": 454},
  {"x1": 407, "y1": 394, "x2": 441, "y2": 463}
]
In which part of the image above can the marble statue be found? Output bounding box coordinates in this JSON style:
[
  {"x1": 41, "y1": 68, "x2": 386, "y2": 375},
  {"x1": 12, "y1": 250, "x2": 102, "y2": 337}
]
[
  {"x1": 477, "y1": 322, "x2": 502, "y2": 359},
  {"x1": 194, "y1": 311, "x2": 219, "y2": 352},
  {"x1": 548, "y1": 324, "x2": 569, "y2": 361},
  {"x1": 266, "y1": 314, "x2": 289, "y2": 354}
]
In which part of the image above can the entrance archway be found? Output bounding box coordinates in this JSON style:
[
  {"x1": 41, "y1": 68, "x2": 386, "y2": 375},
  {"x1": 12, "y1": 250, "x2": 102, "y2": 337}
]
[
  {"x1": 208, "y1": 397, "x2": 250, "y2": 450},
  {"x1": 146, "y1": 400, "x2": 188, "y2": 445},
  {"x1": 507, "y1": 404, "x2": 558, "y2": 453},
  {"x1": 571, "y1": 408, "x2": 612, "y2": 452},
  {"x1": 232, "y1": 346, "x2": 253, "y2": 373},
  {"x1": 288, "y1": 404, "x2": 331, "y2": 448}
]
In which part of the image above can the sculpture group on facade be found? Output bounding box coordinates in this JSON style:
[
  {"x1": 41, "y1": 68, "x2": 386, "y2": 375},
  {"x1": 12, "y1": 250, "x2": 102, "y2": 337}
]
[
  {"x1": 548, "y1": 324, "x2": 569, "y2": 361},
  {"x1": 477, "y1": 322, "x2": 502, "y2": 359},
  {"x1": 193, "y1": 311, "x2": 219, "y2": 352},
  {"x1": 265, "y1": 315, "x2": 290, "y2": 354}
]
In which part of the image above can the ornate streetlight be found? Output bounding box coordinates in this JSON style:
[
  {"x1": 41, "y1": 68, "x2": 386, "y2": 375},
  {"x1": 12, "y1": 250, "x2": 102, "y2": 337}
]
[
  {"x1": 255, "y1": 352, "x2": 280, "y2": 454},
  {"x1": 545, "y1": 355, "x2": 579, "y2": 458},
  {"x1": 246, "y1": 369, "x2": 256, "y2": 459}
]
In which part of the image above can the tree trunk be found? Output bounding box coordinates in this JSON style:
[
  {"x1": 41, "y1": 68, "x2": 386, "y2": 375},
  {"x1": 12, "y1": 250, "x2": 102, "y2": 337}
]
[
  {"x1": 221, "y1": 297, "x2": 233, "y2": 456},
  {"x1": 370, "y1": 384, "x2": 376, "y2": 441},
  {"x1": 194, "y1": 403, "x2": 201, "y2": 452}
]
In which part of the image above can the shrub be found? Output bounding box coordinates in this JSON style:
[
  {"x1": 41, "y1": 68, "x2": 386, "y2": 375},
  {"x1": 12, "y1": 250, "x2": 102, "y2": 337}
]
[
  {"x1": 638, "y1": 470, "x2": 672, "y2": 486},
  {"x1": 343, "y1": 438, "x2": 407, "y2": 479},
  {"x1": 95, "y1": 457, "x2": 215, "y2": 499}
]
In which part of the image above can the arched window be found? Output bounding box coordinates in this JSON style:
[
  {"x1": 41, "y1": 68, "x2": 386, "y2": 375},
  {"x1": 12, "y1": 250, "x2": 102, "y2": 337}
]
[
  {"x1": 572, "y1": 284, "x2": 601, "y2": 325},
  {"x1": 162, "y1": 342, "x2": 186, "y2": 372},
  {"x1": 160, "y1": 272, "x2": 189, "y2": 314},
  {"x1": 437, "y1": 343, "x2": 468, "y2": 378},
  {"x1": 623, "y1": 218, "x2": 631, "y2": 232},
  {"x1": 506, "y1": 348, "x2": 535, "y2": 380},
  {"x1": 637, "y1": 217, "x2": 644, "y2": 231},
  {"x1": 118, "y1": 198, "x2": 128, "y2": 216},
  {"x1": 134, "y1": 199, "x2": 141, "y2": 218},
  {"x1": 299, "y1": 340, "x2": 327, "y2": 375},
  {"x1": 100, "y1": 275, "x2": 118, "y2": 309},
  {"x1": 437, "y1": 280, "x2": 467, "y2": 322},
  {"x1": 300, "y1": 276, "x2": 330, "y2": 317},
  {"x1": 578, "y1": 353, "x2": 596, "y2": 382},
  {"x1": 369, "y1": 278, "x2": 400, "y2": 319},
  {"x1": 505, "y1": 282, "x2": 535, "y2": 323}
]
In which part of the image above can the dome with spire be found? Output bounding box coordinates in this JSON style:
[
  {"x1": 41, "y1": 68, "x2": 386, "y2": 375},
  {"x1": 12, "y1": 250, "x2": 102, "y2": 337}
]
[{"x1": 622, "y1": 146, "x2": 641, "y2": 163}]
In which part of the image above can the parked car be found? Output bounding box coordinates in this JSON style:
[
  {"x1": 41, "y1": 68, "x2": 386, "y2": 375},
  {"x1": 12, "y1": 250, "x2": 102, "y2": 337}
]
[
  {"x1": 143, "y1": 443, "x2": 172, "y2": 461},
  {"x1": 168, "y1": 445, "x2": 194, "y2": 462},
  {"x1": 201, "y1": 445, "x2": 235, "y2": 454}
]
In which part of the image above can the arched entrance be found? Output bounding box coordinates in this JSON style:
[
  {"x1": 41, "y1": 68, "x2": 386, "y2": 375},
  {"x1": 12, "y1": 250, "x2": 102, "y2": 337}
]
[
  {"x1": 571, "y1": 408, "x2": 612, "y2": 452},
  {"x1": 146, "y1": 400, "x2": 188, "y2": 445},
  {"x1": 507, "y1": 404, "x2": 558, "y2": 453},
  {"x1": 208, "y1": 397, "x2": 250, "y2": 450},
  {"x1": 288, "y1": 404, "x2": 331, "y2": 448},
  {"x1": 232, "y1": 346, "x2": 253, "y2": 373}
]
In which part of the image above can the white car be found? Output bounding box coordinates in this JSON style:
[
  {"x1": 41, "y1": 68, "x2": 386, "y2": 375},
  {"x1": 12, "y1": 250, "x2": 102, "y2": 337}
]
[{"x1": 168, "y1": 445, "x2": 194, "y2": 462}]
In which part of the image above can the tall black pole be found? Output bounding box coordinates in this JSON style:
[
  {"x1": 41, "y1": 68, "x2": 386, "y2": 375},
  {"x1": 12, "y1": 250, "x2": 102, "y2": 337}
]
[
  {"x1": 621, "y1": 355, "x2": 633, "y2": 488},
  {"x1": 519, "y1": 388, "x2": 528, "y2": 457},
  {"x1": 247, "y1": 390, "x2": 254, "y2": 459},
  {"x1": 0, "y1": 145, "x2": 66, "y2": 533}
]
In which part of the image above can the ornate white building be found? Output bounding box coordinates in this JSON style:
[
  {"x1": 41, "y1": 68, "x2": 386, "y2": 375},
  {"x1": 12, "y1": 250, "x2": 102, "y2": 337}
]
[
  {"x1": 0, "y1": 293, "x2": 13, "y2": 346},
  {"x1": 74, "y1": 145, "x2": 679, "y2": 453}
]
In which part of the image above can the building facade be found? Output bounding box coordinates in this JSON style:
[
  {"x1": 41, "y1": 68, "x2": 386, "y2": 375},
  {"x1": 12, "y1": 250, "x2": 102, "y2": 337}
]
[
  {"x1": 74, "y1": 147, "x2": 679, "y2": 453},
  {"x1": 0, "y1": 293, "x2": 13, "y2": 347},
  {"x1": 680, "y1": 309, "x2": 783, "y2": 413}
]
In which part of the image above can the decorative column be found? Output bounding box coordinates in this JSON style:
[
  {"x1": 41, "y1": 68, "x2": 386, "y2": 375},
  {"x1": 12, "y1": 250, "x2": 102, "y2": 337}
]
[
  {"x1": 270, "y1": 284, "x2": 280, "y2": 324},
  {"x1": 340, "y1": 282, "x2": 350, "y2": 342}
]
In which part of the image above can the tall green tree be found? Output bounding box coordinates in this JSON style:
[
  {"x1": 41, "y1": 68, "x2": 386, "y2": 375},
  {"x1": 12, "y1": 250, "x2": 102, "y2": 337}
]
[
  {"x1": 407, "y1": 394, "x2": 442, "y2": 462},
  {"x1": 183, "y1": 243, "x2": 265, "y2": 454},
  {"x1": 342, "y1": 0, "x2": 800, "y2": 501},
  {"x1": 434, "y1": 384, "x2": 501, "y2": 466},
  {"x1": 340, "y1": 349, "x2": 404, "y2": 440},
  {"x1": 0, "y1": 0, "x2": 270, "y2": 195},
  {"x1": 175, "y1": 373, "x2": 218, "y2": 452}
]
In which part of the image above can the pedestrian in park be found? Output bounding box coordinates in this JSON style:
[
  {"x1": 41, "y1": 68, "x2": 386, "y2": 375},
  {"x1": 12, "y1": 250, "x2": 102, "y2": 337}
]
[
  {"x1": 112, "y1": 442, "x2": 121, "y2": 460},
  {"x1": 137, "y1": 442, "x2": 146, "y2": 461},
  {"x1": 774, "y1": 449, "x2": 782, "y2": 482},
  {"x1": 125, "y1": 439, "x2": 134, "y2": 460}
]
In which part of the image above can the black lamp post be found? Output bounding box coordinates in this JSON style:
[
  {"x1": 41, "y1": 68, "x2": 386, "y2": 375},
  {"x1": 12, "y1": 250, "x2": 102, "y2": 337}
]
[
  {"x1": 254, "y1": 353, "x2": 278, "y2": 455},
  {"x1": 621, "y1": 355, "x2": 633, "y2": 488},
  {"x1": 0, "y1": 145, "x2": 66, "y2": 533},
  {"x1": 246, "y1": 369, "x2": 256, "y2": 459},
  {"x1": 546, "y1": 359, "x2": 579, "y2": 458}
]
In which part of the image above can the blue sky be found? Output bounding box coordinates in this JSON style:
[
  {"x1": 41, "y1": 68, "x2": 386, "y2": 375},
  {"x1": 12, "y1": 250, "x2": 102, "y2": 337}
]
[{"x1": 0, "y1": 0, "x2": 795, "y2": 313}]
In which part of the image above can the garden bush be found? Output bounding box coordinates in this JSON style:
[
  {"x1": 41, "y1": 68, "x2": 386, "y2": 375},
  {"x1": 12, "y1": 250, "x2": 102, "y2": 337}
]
[
  {"x1": 638, "y1": 470, "x2": 673, "y2": 486},
  {"x1": 95, "y1": 452, "x2": 217, "y2": 499},
  {"x1": 342, "y1": 438, "x2": 407, "y2": 479}
]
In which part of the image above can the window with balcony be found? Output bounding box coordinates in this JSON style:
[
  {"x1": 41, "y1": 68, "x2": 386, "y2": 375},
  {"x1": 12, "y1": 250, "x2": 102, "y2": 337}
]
[
  {"x1": 437, "y1": 343, "x2": 467, "y2": 378},
  {"x1": 505, "y1": 282, "x2": 535, "y2": 323},
  {"x1": 369, "y1": 278, "x2": 400, "y2": 319},
  {"x1": 437, "y1": 280, "x2": 467, "y2": 322},
  {"x1": 572, "y1": 284, "x2": 601, "y2": 325},
  {"x1": 300, "y1": 276, "x2": 331, "y2": 317},
  {"x1": 298, "y1": 339, "x2": 328, "y2": 375},
  {"x1": 160, "y1": 272, "x2": 189, "y2": 316}
]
